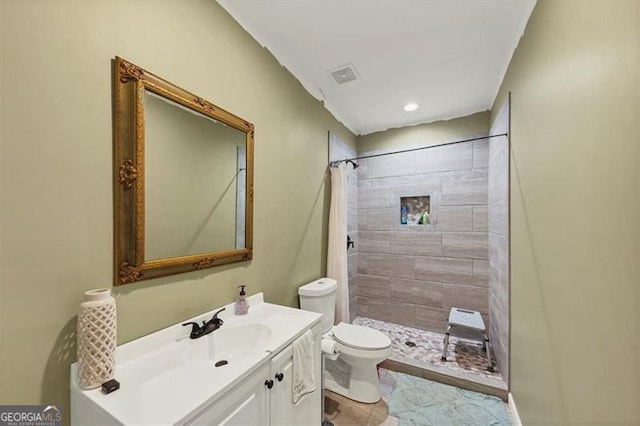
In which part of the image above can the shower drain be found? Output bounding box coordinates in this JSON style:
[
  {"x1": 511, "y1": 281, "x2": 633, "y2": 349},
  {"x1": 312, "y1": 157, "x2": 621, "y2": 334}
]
[{"x1": 405, "y1": 341, "x2": 417, "y2": 347}]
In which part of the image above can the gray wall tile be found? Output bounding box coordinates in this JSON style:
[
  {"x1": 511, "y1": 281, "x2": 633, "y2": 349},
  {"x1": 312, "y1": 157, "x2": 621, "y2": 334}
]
[
  {"x1": 367, "y1": 151, "x2": 415, "y2": 178},
  {"x1": 349, "y1": 297, "x2": 358, "y2": 322},
  {"x1": 473, "y1": 139, "x2": 489, "y2": 168},
  {"x1": 367, "y1": 253, "x2": 415, "y2": 279},
  {"x1": 414, "y1": 306, "x2": 450, "y2": 332},
  {"x1": 442, "y1": 284, "x2": 489, "y2": 314},
  {"x1": 348, "y1": 253, "x2": 358, "y2": 279},
  {"x1": 358, "y1": 252, "x2": 368, "y2": 274},
  {"x1": 473, "y1": 205, "x2": 488, "y2": 231},
  {"x1": 359, "y1": 231, "x2": 390, "y2": 253},
  {"x1": 415, "y1": 256, "x2": 473, "y2": 285},
  {"x1": 358, "y1": 209, "x2": 368, "y2": 229},
  {"x1": 472, "y1": 259, "x2": 489, "y2": 287},
  {"x1": 365, "y1": 208, "x2": 395, "y2": 231},
  {"x1": 358, "y1": 296, "x2": 393, "y2": 321},
  {"x1": 358, "y1": 297, "x2": 369, "y2": 317},
  {"x1": 488, "y1": 197, "x2": 508, "y2": 237},
  {"x1": 348, "y1": 207, "x2": 359, "y2": 233},
  {"x1": 487, "y1": 100, "x2": 509, "y2": 384},
  {"x1": 354, "y1": 138, "x2": 490, "y2": 335},
  {"x1": 349, "y1": 275, "x2": 358, "y2": 299},
  {"x1": 489, "y1": 283, "x2": 507, "y2": 325},
  {"x1": 488, "y1": 148, "x2": 508, "y2": 204},
  {"x1": 488, "y1": 132, "x2": 508, "y2": 167},
  {"x1": 388, "y1": 231, "x2": 442, "y2": 256},
  {"x1": 390, "y1": 278, "x2": 443, "y2": 307},
  {"x1": 442, "y1": 174, "x2": 488, "y2": 205},
  {"x1": 414, "y1": 142, "x2": 472, "y2": 173},
  {"x1": 489, "y1": 233, "x2": 508, "y2": 273},
  {"x1": 438, "y1": 206, "x2": 473, "y2": 231},
  {"x1": 492, "y1": 336, "x2": 508, "y2": 382},
  {"x1": 360, "y1": 296, "x2": 416, "y2": 328},
  {"x1": 442, "y1": 232, "x2": 489, "y2": 259},
  {"x1": 358, "y1": 187, "x2": 391, "y2": 208},
  {"x1": 358, "y1": 275, "x2": 391, "y2": 300},
  {"x1": 349, "y1": 277, "x2": 359, "y2": 322},
  {"x1": 393, "y1": 303, "x2": 419, "y2": 328},
  {"x1": 357, "y1": 158, "x2": 369, "y2": 180}
]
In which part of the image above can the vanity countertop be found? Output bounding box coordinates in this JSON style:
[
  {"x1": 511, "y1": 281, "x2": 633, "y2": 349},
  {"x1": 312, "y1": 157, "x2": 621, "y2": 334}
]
[{"x1": 70, "y1": 293, "x2": 321, "y2": 425}]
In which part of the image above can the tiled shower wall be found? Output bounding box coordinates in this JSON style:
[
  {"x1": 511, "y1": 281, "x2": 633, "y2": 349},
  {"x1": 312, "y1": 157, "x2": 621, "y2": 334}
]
[
  {"x1": 328, "y1": 132, "x2": 359, "y2": 321},
  {"x1": 488, "y1": 101, "x2": 510, "y2": 383},
  {"x1": 356, "y1": 138, "x2": 490, "y2": 335}
]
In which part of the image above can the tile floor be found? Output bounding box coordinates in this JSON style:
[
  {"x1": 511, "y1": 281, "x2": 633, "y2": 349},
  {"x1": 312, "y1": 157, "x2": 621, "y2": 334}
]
[
  {"x1": 324, "y1": 368, "x2": 511, "y2": 426},
  {"x1": 324, "y1": 368, "x2": 399, "y2": 426},
  {"x1": 353, "y1": 317, "x2": 507, "y2": 391}
]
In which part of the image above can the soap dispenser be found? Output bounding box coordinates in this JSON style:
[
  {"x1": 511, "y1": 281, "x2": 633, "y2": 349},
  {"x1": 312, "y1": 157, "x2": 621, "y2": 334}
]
[{"x1": 235, "y1": 285, "x2": 249, "y2": 315}]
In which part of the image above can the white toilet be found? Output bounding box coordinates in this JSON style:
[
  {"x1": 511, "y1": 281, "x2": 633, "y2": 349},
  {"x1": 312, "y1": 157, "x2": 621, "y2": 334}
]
[{"x1": 298, "y1": 278, "x2": 392, "y2": 403}]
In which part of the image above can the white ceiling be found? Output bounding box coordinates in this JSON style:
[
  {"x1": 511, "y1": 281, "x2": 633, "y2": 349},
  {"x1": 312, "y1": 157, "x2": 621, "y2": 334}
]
[{"x1": 218, "y1": 1, "x2": 535, "y2": 135}]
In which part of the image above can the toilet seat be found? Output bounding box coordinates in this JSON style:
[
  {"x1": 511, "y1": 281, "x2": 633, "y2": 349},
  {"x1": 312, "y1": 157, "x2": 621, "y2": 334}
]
[{"x1": 331, "y1": 323, "x2": 391, "y2": 350}]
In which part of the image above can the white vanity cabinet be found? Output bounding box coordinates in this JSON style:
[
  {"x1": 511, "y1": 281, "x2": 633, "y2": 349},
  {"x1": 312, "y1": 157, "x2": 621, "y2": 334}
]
[
  {"x1": 269, "y1": 342, "x2": 320, "y2": 425},
  {"x1": 188, "y1": 362, "x2": 270, "y2": 426},
  {"x1": 187, "y1": 335, "x2": 321, "y2": 426},
  {"x1": 70, "y1": 295, "x2": 323, "y2": 426}
]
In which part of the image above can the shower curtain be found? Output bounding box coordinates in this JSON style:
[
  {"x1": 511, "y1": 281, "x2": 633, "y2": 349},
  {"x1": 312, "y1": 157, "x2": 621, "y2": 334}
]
[{"x1": 327, "y1": 163, "x2": 350, "y2": 324}]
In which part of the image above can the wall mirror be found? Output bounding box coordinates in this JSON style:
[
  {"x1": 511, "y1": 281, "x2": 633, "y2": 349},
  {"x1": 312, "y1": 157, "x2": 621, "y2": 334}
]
[{"x1": 113, "y1": 57, "x2": 254, "y2": 285}]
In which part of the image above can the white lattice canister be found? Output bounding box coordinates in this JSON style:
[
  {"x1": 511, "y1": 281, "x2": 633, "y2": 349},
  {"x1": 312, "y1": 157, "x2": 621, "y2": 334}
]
[{"x1": 77, "y1": 288, "x2": 116, "y2": 389}]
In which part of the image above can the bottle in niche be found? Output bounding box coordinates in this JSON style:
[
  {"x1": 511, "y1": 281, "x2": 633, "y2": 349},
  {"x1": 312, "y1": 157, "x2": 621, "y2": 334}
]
[
  {"x1": 418, "y1": 211, "x2": 430, "y2": 225},
  {"x1": 400, "y1": 206, "x2": 408, "y2": 225},
  {"x1": 235, "y1": 285, "x2": 249, "y2": 315}
]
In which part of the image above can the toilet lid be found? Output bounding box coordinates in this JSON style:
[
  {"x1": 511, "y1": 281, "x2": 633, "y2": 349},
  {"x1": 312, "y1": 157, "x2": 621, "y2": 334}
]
[{"x1": 332, "y1": 323, "x2": 391, "y2": 350}]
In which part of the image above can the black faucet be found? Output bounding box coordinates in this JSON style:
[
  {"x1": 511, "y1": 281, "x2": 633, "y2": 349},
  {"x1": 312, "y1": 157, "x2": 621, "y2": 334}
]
[{"x1": 182, "y1": 308, "x2": 225, "y2": 339}]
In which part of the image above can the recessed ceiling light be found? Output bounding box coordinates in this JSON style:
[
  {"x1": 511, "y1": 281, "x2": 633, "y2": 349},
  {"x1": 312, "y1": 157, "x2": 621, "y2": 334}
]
[{"x1": 404, "y1": 103, "x2": 418, "y2": 112}]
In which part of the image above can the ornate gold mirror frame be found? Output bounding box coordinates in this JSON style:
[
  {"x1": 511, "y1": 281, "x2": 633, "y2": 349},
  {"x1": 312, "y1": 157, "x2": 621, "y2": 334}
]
[{"x1": 113, "y1": 57, "x2": 254, "y2": 285}]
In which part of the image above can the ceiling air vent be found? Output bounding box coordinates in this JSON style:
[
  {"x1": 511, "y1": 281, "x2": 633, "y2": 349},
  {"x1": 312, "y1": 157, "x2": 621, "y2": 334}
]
[{"x1": 329, "y1": 64, "x2": 359, "y2": 85}]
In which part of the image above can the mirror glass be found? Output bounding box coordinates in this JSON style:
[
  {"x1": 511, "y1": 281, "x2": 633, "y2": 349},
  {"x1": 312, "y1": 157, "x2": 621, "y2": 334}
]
[{"x1": 144, "y1": 91, "x2": 247, "y2": 259}]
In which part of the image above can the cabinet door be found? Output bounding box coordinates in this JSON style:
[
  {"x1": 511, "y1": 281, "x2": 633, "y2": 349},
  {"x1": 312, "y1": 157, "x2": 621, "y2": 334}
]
[
  {"x1": 188, "y1": 363, "x2": 270, "y2": 426},
  {"x1": 270, "y1": 341, "x2": 321, "y2": 425}
]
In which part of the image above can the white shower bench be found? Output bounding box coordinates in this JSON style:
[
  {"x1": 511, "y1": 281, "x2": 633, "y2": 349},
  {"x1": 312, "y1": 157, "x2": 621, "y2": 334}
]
[{"x1": 441, "y1": 307, "x2": 495, "y2": 372}]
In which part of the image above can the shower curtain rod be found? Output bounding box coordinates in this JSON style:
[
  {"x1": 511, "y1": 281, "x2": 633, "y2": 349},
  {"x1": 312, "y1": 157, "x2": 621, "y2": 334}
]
[{"x1": 329, "y1": 133, "x2": 508, "y2": 167}]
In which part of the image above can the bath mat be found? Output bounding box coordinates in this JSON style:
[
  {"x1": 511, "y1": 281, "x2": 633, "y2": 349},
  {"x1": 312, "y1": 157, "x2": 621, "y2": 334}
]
[{"x1": 389, "y1": 373, "x2": 511, "y2": 426}]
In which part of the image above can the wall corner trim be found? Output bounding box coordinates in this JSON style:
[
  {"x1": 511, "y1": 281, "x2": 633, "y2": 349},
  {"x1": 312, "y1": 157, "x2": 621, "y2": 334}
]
[{"x1": 508, "y1": 392, "x2": 523, "y2": 426}]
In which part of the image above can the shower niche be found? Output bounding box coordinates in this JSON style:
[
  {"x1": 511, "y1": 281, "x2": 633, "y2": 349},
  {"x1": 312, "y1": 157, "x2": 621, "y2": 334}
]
[{"x1": 400, "y1": 195, "x2": 430, "y2": 225}]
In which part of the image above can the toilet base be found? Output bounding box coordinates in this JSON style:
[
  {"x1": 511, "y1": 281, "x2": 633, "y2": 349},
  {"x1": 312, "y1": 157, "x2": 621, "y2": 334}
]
[{"x1": 324, "y1": 357, "x2": 382, "y2": 403}]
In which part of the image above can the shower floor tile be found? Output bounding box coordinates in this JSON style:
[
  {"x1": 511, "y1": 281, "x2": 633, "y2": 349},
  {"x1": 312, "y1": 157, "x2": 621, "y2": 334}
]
[{"x1": 353, "y1": 316, "x2": 507, "y2": 394}]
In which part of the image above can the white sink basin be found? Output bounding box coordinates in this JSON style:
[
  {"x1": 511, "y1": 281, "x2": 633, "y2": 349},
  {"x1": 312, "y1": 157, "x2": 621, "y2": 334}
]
[
  {"x1": 115, "y1": 322, "x2": 272, "y2": 392},
  {"x1": 182, "y1": 322, "x2": 272, "y2": 368}
]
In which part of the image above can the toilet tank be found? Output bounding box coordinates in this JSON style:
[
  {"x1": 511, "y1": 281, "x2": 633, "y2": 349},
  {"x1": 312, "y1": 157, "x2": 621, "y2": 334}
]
[{"x1": 298, "y1": 278, "x2": 337, "y2": 334}]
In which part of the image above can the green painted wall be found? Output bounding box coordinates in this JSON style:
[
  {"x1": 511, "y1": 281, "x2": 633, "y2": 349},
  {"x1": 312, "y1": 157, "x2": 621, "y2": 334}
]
[
  {"x1": 492, "y1": 1, "x2": 639, "y2": 423},
  {"x1": 0, "y1": 1, "x2": 355, "y2": 423},
  {"x1": 358, "y1": 111, "x2": 489, "y2": 153}
]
